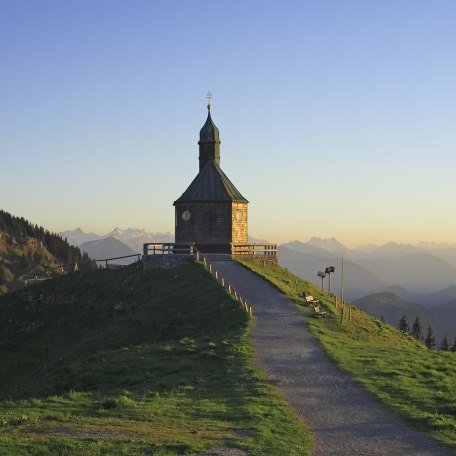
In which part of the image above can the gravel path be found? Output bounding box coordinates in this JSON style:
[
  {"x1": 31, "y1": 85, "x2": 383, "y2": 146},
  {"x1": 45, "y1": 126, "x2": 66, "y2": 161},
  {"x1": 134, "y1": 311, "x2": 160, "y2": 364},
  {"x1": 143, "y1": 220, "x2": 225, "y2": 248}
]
[{"x1": 212, "y1": 261, "x2": 451, "y2": 456}]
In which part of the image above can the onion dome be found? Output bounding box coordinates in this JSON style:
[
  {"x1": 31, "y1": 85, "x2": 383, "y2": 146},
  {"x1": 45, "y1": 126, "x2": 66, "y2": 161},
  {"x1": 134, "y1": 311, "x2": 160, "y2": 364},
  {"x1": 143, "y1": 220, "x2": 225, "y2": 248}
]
[{"x1": 198, "y1": 104, "x2": 221, "y2": 171}]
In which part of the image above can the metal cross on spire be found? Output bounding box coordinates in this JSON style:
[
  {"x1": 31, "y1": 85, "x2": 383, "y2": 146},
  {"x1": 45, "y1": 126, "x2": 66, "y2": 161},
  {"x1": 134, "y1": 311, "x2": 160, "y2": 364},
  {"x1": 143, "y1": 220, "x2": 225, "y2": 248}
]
[{"x1": 206, "y1": 91, "x2": 212, "y2": 110}]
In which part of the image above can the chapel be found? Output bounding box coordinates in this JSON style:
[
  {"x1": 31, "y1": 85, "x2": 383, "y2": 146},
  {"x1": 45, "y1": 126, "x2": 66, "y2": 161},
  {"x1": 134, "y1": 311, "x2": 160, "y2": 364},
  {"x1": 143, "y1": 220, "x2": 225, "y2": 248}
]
[{"x1": 173, "y1": 102, "x2": 248, "y2": 253}]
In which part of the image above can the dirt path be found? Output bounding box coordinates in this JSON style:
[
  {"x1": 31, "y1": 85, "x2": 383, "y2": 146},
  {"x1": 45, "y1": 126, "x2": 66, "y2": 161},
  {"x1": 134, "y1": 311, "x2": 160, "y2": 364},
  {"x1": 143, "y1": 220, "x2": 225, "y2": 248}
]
[{"x1": 212, "y1": 261, "x2": 451, "y2": 456}]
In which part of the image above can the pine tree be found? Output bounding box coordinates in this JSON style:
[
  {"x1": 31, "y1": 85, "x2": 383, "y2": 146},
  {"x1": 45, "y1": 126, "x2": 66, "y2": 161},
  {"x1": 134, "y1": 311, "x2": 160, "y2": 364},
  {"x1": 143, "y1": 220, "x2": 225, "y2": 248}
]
[
  {"x1": 410, "y1": 316, "x2": 423, "y2": 341},
  {"x1": 424, "y1": 324, "x2": 436, "y2": 350},
  {"x1": 440, "y1": 334, "x2": 449, "y2": 351},
  {"x1": 398, "y1": 313, "x2": 409, "y2": 333},
  {"x1": 451, "y1": 337, "x2": 456, "y2": 352}
]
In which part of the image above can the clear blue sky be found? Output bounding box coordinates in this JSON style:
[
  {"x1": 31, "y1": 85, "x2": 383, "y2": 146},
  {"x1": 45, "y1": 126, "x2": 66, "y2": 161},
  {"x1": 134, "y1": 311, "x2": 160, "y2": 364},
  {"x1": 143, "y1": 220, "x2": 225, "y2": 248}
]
[{"x1": 1, "y1": 0, "x2": 455, "y2": 246}]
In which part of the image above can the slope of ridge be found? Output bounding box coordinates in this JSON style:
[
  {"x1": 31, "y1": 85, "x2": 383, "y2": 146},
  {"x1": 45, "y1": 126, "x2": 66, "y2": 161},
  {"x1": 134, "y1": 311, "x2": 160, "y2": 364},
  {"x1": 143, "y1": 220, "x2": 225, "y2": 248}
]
[
  {"x1": 0, "y1": 262, "x2": 311, "y2": 455},
  {"x1": 353, "y1": 292, "x2": 455, "y2": 341},
  {"x1": 0, "y1": 210, "x2": 92, "y2": 294},
  {"x1": 220, "y1": 260, "x2": 454, "y2": 454}
]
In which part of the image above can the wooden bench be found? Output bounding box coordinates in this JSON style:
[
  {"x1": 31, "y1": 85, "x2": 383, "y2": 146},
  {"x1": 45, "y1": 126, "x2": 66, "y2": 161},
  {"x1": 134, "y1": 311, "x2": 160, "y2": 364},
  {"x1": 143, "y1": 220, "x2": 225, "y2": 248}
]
[
  {"x1": 302, "y1": 292, "x2": 320, "y2": 305},
  {"x1": 313, "y1": 306, "x2": 327, "y2": 318}
]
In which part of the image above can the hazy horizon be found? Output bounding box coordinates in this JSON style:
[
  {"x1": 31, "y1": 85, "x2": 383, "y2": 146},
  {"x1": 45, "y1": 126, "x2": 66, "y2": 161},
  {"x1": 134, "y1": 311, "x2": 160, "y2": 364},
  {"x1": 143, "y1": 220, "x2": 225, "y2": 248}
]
[{"x1": 56, "y1": 226, "x2": 456, "y2": 251}]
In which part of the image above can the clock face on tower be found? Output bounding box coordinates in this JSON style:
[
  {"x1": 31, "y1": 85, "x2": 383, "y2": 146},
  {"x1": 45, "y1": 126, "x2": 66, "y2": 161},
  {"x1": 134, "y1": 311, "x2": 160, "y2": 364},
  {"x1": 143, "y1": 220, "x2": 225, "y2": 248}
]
[
  {"x1": 182, "y1": 210, "x2": 191, "y2": 222},
  {"x1": 235, "y1": 211, "x2": 244, "y2": 221}
]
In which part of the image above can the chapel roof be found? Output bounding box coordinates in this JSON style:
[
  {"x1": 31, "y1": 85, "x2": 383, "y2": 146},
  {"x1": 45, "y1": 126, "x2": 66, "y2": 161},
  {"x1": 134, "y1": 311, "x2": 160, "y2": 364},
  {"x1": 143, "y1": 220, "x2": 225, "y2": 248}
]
[{"x1": 174, "y1": 159, "x2": 248, "y2": 204}]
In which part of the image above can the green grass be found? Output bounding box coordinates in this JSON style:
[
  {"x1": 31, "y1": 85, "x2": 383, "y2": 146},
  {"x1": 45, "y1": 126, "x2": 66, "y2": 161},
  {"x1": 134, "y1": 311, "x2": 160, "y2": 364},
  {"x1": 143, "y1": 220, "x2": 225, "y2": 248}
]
[
  {"x1": 238, "y1": 259, "x2": 456, "y2": 451},
  {"x1": 0, "y1": 262, "x2": 312, "y2": 455}
]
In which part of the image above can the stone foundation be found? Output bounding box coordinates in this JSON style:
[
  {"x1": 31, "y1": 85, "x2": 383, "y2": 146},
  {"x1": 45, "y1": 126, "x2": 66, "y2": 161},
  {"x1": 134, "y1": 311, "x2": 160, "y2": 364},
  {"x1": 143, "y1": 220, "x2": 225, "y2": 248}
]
[{"x1": 142, "y1": 254, "x2": 191, "y2": 270}]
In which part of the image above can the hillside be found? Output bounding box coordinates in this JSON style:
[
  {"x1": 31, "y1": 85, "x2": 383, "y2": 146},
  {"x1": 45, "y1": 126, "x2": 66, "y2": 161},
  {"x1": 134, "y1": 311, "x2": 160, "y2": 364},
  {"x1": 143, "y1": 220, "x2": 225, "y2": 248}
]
[
  {"x1": 353, "y1": 291, "x2": 431, "y2": 323},
  {"x1": 352, "y1": 292, "x2": 455, "y2": 341},
  {"x1": 417, "y1": 286, "x2": 456, "y2": 308},
  {"x1": 0, "y1": 262, "x2": 311, "y2": 455},
  {"x1": 237, "y1": 260, "x2": 456, "y2": 450},
  {"x1": 434, "y1": 299, "x2": 456, "y2": 335},
  {"x1": 0, "y1": 210, "x2": 92, "y2": 294}
]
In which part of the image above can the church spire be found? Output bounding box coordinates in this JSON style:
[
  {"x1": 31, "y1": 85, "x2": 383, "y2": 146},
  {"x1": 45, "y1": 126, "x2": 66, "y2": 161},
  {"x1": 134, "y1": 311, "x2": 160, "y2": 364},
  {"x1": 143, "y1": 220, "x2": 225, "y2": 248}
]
[{"x1": 198, "y1": 92, "x2": 220, "y2": 172}]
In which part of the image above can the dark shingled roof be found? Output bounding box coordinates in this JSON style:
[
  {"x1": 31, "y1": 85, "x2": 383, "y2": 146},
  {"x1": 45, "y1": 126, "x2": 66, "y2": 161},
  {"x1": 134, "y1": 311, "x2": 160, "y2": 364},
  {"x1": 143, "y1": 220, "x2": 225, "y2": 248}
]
[{"x1": 174, "y1": 160, "x2": 248, "y2": 204}]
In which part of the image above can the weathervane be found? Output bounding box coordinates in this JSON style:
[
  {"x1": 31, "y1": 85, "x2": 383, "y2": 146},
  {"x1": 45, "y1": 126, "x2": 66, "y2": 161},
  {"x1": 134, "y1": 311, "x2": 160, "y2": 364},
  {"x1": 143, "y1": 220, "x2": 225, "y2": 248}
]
[{"x1": 206, "y1": 91, "x2": 212, "y2": 110}]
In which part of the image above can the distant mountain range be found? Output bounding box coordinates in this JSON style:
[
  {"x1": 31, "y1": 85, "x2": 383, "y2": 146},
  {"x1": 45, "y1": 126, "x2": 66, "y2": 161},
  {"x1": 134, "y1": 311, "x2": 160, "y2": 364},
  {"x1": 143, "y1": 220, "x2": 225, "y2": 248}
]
[
  {"x1": 60, "y1": 228, "x2": 174, "y2": 253},
  {"x1": 279, "y1": 237, "x2": 456, "y2": 342},
  {"x1": 61, "y1": 228, "x2": 269, "y2": 257},
  {"x1": 278, "y1": 246, "x2": 386, "y2": 300},
  {"x1": 281, "y1": 238, "x2": 456, "y2": 299}
]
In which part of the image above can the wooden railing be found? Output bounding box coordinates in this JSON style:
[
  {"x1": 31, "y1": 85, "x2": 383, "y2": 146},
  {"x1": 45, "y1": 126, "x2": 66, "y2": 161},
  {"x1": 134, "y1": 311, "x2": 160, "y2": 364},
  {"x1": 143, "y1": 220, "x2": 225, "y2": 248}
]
[
  {"x1": 24, "y1": 253, "x2": 142, "y2": 284},
  {"x1": 192, "y1": 247, "x2": 253, "y2": 317},
  {"x1": 143, "y1": 243, "x2": 194, "y2": 256},
  {"x1": 231, "y1": 243, "x2": 277, "y2": 257},
  {"x1": 96, "y1": 254, "x2": 141, "y2": 268}
]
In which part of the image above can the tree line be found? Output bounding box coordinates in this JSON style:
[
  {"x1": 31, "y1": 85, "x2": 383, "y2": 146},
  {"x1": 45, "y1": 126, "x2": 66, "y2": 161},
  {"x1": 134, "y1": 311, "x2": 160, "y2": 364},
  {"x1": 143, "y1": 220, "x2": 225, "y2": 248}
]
[{"x1": 397, "y1": 313, "x2": 455, "y2": 351}]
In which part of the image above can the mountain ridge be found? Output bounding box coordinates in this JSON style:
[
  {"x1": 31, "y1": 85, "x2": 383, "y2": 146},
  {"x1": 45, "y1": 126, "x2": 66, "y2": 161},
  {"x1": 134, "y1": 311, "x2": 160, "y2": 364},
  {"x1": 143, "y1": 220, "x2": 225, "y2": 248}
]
[{"x1": 352, "y1": 291, "x2": 454, "y2": 341}]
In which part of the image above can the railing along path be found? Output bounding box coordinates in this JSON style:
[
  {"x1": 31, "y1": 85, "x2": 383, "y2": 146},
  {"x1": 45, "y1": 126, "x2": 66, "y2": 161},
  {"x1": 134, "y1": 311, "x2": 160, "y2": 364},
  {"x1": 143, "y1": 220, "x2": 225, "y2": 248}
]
[
  {"x1": 192, "y1": 247, "x2": 253, "y2": 317},
  {"x1": 24, "y1": 253, "x2": 142, "y2": 284}
]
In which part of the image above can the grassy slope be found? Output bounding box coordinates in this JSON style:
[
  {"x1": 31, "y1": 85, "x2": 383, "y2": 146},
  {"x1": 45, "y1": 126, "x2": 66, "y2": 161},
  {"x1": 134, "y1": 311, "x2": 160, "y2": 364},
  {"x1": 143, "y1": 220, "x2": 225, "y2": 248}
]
[
  {"x1": 0, "y1": 262, "x2": 312, "y2": 455},
  {"x1": 238, "y1": 259, "x2": 456, "y2": 450}
]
